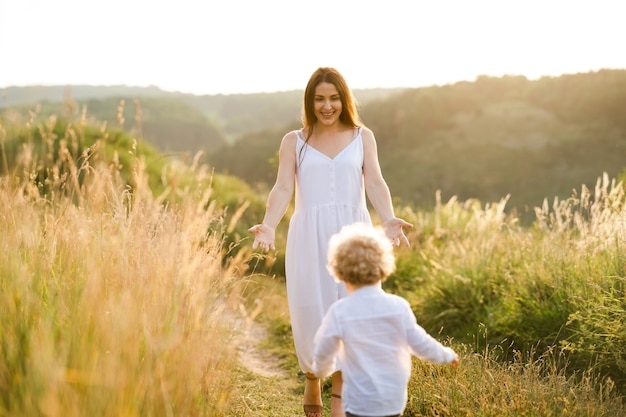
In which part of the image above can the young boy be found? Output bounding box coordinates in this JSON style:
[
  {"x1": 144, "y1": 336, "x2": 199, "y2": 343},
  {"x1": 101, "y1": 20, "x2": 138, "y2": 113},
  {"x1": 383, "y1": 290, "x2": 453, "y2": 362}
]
[{"x1": 313, "y1": 222, "x2": 458, "y2": 417}]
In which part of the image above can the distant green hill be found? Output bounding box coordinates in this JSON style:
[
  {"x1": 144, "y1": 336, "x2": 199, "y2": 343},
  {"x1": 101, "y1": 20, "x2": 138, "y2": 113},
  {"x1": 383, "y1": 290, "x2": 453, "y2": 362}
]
[
  {"x1": 209, "y1": 69, "x2": 626, "y2": 224},
  {"x1": 0, "y1": 85, "x2": 406, "y2": 144},
  {"x1": 366, "y1": 70, "x2": 626, "y2": 221},
  {"x1": 1, "y1": 96, "x2": 227, "y2": 156},
  {"x1": 4, "y1": 71, "x2": 625, "y2": 225},
  {"x1": 0, "y1": 84, "x2": 170, "y2": 107}
]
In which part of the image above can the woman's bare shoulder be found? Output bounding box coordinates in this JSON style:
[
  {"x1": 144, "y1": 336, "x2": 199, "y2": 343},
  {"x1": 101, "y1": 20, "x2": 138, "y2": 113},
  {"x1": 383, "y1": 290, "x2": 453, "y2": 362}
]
[
  {"x1": 359, "y1": 126, "x2": 377, "y2": 145},
  {"x1": 279, "y1": 130, "x2": 299, "y2": 152},
  {"x1": 360, "y1": 125, "x2": 374, "y2": 135}
]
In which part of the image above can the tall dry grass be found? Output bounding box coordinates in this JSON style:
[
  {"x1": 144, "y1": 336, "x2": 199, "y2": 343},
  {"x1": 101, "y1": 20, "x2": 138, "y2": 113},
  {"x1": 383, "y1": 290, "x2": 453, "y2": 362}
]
[
  {"x1": 405, "y1": 340, "x2": 624, "y2": 417},
  {"x1": 382, "y1": 174, "x2": 626, "y2": 415},
  {"x1": 0, "y1": 132, "x2": 251, "y2": 416}
]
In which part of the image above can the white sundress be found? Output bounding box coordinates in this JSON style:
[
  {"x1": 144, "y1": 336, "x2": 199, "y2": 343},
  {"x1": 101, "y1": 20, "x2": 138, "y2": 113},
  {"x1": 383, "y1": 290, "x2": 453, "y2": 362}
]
[{"x1": 286, "y1": 127, "x2": 372, "y2": 373}]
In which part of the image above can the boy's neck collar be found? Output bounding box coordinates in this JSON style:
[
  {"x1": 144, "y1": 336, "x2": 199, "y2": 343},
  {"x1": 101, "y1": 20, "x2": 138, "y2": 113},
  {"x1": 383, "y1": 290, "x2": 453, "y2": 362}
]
[{"x1": 346, "y1": 281, "x2": 382, "y2": 294}]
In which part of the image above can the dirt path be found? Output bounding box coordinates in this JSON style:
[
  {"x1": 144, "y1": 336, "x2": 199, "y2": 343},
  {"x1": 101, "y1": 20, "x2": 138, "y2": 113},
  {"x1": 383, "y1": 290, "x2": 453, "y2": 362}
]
[{"x1": 228, "y1": 308, "x2": 286, "y2": 379}]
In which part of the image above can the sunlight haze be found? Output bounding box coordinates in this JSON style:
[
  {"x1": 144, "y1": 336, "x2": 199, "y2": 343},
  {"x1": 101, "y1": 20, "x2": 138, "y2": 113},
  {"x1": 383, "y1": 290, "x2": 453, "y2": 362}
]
[{"x1": 1, "y1": 0, "x2": 624, "y2": 95}]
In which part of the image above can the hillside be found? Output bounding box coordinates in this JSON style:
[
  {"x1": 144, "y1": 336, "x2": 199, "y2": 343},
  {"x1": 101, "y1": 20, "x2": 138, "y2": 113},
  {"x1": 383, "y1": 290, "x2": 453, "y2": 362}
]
[
  {"x1": 369, "y1": 70, "x2": 626, "y2": 220},
  {"x1": 3, "y1": 71, "x2": 625, "y2": 224},
  {"x1": 0, "y1": 85, "x2": 406, "y2": 144},
  {"x1": 209, "y1": 69, "x2": 626, "y2": 223},
  {"x1": 1, "y1": 95, "x2": 227, "y2": 156}
]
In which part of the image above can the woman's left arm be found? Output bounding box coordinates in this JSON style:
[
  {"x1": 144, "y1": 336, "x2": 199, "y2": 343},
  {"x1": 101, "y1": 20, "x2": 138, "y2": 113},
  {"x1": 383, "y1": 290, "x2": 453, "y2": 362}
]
[{"x1": 362, "y1": 127, "x2": 413, "y2": 246}]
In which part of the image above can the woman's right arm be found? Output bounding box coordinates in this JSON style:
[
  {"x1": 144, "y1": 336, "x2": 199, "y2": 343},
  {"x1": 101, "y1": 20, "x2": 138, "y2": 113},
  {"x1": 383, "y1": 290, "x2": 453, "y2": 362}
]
[{"x1": 248, "y1": 132, "x2": 297, "y2": 252}]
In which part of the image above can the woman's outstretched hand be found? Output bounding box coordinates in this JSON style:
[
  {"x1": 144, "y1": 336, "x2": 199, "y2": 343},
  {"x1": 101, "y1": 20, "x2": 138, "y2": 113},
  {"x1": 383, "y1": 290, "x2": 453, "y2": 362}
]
[
  {"x1": 383, "y1": 217, "x2": 414, "y2": 247},
  {"x1": 248, "y1": 224, "x2": 276, "y2": 252}
]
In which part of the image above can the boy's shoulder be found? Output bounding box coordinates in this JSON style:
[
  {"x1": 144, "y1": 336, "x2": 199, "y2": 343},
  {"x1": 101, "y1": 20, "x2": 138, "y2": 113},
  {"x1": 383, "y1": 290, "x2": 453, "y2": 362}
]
[
  {"x1": 382, "y1": 291, "x2": 411, "y2": 308},
  {"x1": 358, "y1": 288, "x2": 412, "y2": 309},
  {"x1": 335, "y1": 287, "x2": 410, "y2": 307}
]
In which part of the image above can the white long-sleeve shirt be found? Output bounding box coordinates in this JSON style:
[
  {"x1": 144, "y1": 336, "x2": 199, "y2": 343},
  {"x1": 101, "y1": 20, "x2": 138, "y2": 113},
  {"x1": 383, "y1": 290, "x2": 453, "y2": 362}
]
[{"x1": 313, "y1": 284, "x2": 456, "y2": 416}]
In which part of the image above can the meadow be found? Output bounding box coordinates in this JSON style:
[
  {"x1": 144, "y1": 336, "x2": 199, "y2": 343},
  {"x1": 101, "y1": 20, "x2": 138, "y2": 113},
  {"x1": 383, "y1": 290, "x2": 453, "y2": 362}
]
[{"x1": 0, "y1": 111, "x2": 625, "y2": 416}]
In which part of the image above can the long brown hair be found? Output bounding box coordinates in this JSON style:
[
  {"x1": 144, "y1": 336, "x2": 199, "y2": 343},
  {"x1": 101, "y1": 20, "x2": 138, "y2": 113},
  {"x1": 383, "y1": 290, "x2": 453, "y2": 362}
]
[
  {"x1": 302, "y1": 67, "x2": 362, "y2": 141},
  {"x1": 298, "y1": 67, "x2": 363, "y2": 164}
]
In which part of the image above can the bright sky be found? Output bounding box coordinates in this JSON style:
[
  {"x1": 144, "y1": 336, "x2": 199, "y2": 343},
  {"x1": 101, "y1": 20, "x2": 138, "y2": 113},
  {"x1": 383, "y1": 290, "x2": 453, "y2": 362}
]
[{"x1": 1, "y1": 0, "x2": 625, "y2": 96}]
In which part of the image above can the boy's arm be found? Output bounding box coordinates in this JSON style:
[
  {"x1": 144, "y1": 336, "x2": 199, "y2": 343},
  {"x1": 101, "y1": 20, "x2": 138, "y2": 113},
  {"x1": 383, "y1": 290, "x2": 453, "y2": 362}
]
[
  {"x1": 312, "y1": 309, "x2": 342, "y2": 378},
  {"x1": 405, "y1": 304, "x2": 458, "y2": 365}
]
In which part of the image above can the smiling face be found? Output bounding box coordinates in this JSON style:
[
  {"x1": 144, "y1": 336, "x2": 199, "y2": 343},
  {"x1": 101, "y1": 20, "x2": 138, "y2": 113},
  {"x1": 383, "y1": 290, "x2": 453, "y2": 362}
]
[
  {"x1": 302, "y1": 68, "x2": 362, "y2": 135},
  {"x1": 313, "y1": 82, "x2": 343, "y2": 126}
]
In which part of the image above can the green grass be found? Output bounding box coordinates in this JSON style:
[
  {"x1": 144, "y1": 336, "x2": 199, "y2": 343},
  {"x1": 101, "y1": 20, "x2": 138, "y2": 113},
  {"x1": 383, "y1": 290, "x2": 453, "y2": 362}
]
[
  {"x1": 238, "y1": 177, "x2": 626, "y2": 416},
  {"x1": 405, "y1": 343, "x2": 624, "y2": 416},
  {"x1": 389, "y1": 177, "x2": 626, "y2": 386},
  {"x1": 236, "y1": 276, "x2": 626, "y2": 417}
]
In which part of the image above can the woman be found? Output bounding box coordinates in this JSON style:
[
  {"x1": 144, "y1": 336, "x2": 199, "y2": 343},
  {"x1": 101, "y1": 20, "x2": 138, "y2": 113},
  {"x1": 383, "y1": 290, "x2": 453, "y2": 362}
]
[{"x1": 249, "y1": 67, "x2": 412, "y2": 417}]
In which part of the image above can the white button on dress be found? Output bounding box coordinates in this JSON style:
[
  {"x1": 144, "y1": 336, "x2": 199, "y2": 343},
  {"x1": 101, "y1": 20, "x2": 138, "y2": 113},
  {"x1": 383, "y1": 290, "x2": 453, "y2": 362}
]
[{"x1": 286, "y1": 128, "x2": 372, "y2": 373}]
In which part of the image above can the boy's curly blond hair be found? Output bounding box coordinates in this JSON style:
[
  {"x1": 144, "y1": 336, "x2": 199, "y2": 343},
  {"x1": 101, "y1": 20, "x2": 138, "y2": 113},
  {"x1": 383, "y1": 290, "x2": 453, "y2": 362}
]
[{"x1": 327, "y1": 222, "x2": 396, "y2": 285}]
